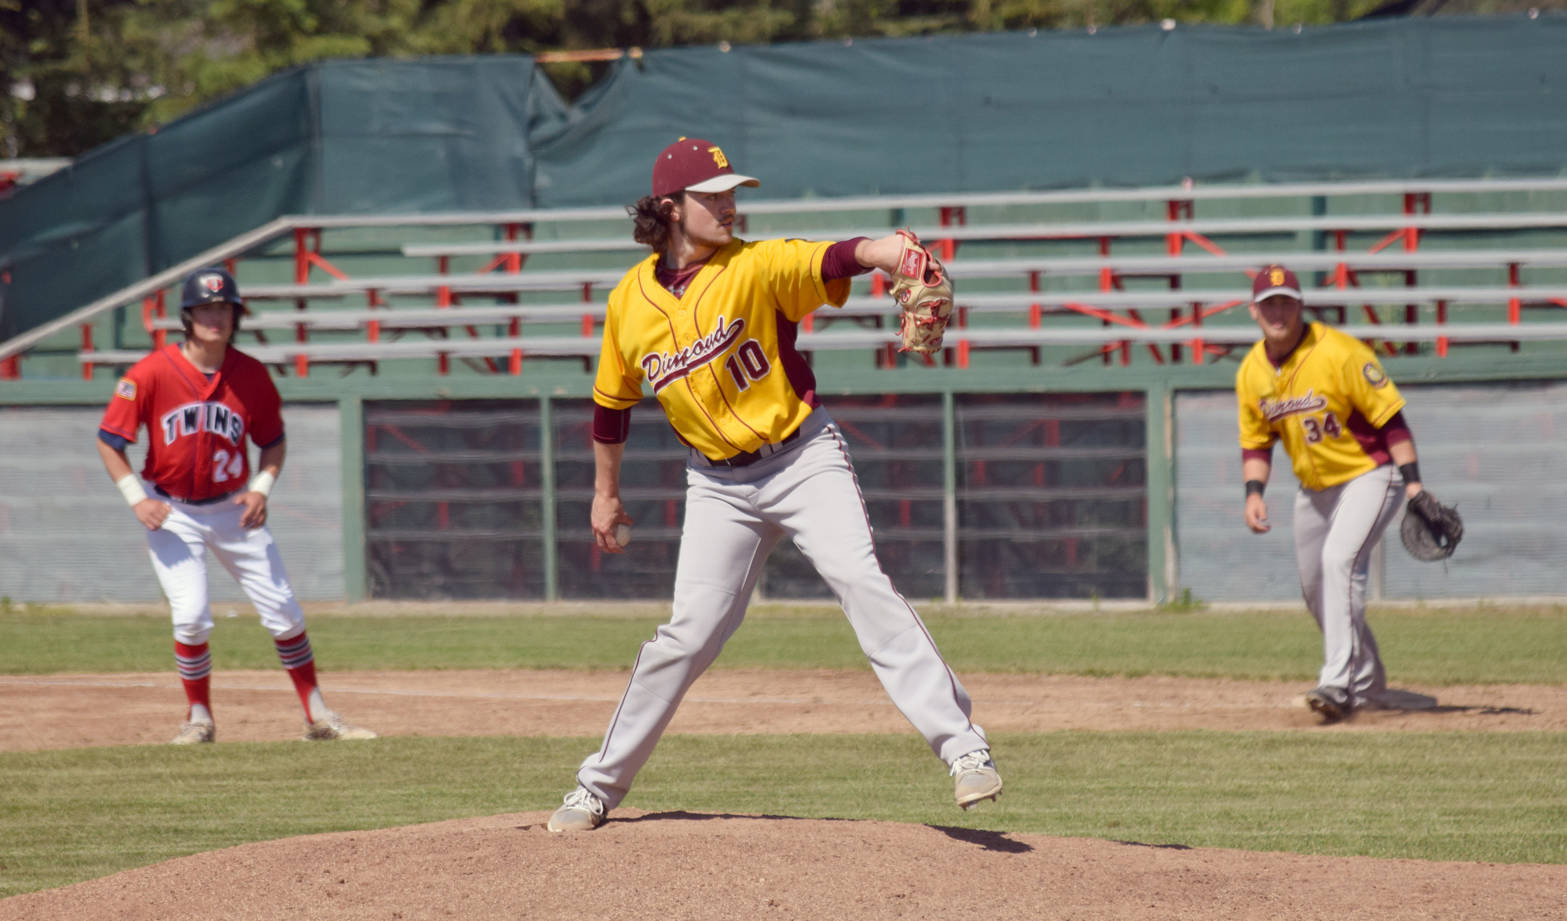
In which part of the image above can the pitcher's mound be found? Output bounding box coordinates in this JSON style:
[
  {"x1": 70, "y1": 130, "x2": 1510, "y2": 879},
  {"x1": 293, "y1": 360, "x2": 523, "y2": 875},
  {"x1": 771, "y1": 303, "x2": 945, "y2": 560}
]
[{"x1": 2, "y1": 810, "x2": 1562, "y2": 921}]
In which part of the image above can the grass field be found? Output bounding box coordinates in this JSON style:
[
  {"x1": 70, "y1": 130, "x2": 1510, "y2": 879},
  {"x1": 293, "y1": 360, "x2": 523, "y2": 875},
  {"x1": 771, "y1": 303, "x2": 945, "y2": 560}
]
[
  {"x1": 4, "y1": 601, "x2": 1565, "y2": 683},
  {"x1": 2, "y1": 602, "x2": 1565, "y2": 898}
]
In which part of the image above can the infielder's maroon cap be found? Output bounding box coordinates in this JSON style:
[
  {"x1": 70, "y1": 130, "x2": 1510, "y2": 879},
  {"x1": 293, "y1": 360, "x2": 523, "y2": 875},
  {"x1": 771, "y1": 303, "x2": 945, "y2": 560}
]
[
  {"x1": 1252, "y1": 264, "x2": 1303, "y2": 302},
  {"x1": 651, "y1": 137, "x2": 761, "y2": 198}
]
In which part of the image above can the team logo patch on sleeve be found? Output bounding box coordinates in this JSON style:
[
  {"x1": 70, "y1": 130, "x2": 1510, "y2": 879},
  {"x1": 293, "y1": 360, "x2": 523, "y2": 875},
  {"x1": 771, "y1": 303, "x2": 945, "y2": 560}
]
[
  {"x1": 115, "y1": 378, "x2": 137, "y2": 401},
  {"x1": 1362, "y1": 362, "x2": 1389, "y2": 388}
]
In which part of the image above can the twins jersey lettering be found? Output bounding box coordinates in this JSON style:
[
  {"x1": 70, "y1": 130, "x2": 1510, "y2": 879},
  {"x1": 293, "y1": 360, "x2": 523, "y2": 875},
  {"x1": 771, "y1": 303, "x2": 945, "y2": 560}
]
[
  {"x1": 100, "y1": 344, "x2": 284, "y2": 500},
  {"x1": 1235, "y1": 323, "x2": 1405, "y2": 491},
  {"x1": 593, "y1": 238, "x2": 850, "y2": 459}
]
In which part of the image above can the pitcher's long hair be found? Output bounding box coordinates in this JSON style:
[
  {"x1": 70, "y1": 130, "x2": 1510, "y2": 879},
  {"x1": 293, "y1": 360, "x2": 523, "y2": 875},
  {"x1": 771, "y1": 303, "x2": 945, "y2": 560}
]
[{"x1": 628, "y1": 195, "x2": 677, "y2": 253}]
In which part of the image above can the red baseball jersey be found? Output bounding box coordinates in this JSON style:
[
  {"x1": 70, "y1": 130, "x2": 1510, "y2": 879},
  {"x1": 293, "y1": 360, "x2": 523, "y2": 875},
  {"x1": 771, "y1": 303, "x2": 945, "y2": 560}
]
[{"x1": 99, "y1": 344, "x2": 284, "y2": 500}]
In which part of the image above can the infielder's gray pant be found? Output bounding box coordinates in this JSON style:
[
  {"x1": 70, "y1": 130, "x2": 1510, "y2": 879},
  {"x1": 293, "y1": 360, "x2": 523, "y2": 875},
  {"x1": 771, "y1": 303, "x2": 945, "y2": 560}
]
[
  {"x1": 1292, "y1": 465, "x2": 1402, "y2": 704},
  {"x1": 576, "y1": 411, "x2": 989, "y2": 809}
]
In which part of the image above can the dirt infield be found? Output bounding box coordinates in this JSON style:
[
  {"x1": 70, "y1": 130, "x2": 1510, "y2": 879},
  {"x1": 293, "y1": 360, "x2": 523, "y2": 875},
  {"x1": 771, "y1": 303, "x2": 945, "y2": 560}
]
[{"x1": 2, "y1": 669, "x2": 1564, "y2": 920}]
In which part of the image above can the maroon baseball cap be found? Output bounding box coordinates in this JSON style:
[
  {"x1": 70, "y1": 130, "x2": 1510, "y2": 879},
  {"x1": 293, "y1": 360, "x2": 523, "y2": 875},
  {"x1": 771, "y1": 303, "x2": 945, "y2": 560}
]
[
  {"x1": 651, "y1": 137, "x2": 760, "y2": 198},
  {"x1": 1252, "y1": 264, "x2": 1303, "y2": 302}
]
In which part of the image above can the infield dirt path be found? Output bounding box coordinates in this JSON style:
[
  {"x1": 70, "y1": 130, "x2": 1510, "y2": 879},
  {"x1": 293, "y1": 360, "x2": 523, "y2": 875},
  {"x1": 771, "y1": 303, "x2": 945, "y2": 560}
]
[
  {"x1": 2, "y1": 669, "x2": 1563, "y2": 920},
  {"x1": 1, "y1": 668, "x2": 1563, "y2": 750}
]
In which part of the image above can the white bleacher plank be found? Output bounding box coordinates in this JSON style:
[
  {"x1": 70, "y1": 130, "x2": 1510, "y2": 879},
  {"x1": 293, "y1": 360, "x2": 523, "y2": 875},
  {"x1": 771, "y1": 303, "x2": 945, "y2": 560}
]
[
  {"x1": 241, "y1": 282, "x2": 352, "y2": 300},
  {"x1": 324, "y1": 269, "x2": 625, "y2": 295},
  {"x1": 896, "y1": 212, "x2": 1567, "y2": 244},
  {"x1": 147, "y1": 283, "x2": 1565, "y2": 333},
  {"x1": 942, "y1": 248, "x2": 1567, "y2": 277},
  {"x1": 393, "y1": 212, "x2": 1567, "y2": 267},
  {"x1": 150, "y1": 303, "x2": 604, "y2": 332},
  {"x1": 235, "y1": 253, "x2": 1567, "y2": 312},
  {"x1": 79, "y1": 320, "x2": 1567, "y2": 371},
  {"x1": 835, "y1": 286, "x2": 1567, "y2": 317},
  {"x1": 354, "y1": 177, "x2": 1567, "y2": 230},
  {"x1": 402, "y1": 239, "x2": 643, "y2": 258}
]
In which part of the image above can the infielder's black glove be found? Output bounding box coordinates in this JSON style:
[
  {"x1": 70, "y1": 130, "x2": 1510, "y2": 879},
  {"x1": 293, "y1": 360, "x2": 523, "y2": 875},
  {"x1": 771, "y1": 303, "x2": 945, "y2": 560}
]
[{"x1": 1400, "y1": 490, "x2": 1464, "y2": 562}]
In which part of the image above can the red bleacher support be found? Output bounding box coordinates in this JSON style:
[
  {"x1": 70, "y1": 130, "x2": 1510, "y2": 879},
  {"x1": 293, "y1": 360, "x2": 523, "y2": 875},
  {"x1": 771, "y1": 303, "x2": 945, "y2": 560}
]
[
  {"x1": 1436, "y1": 299, "x2": 1450, "y2": 357},
  {"x1": 1165, "y1": 199, "x2": 1192, "y2": 256},
  {"x1": 141, "y1": 291, "x2": 169, "y2": 350},
  {"x1": 1509, "y1": 262, "x2": 1522, "y2": 324},
  {"x1": 80, "y1": 323, "x2": 95, "y2": 380}
]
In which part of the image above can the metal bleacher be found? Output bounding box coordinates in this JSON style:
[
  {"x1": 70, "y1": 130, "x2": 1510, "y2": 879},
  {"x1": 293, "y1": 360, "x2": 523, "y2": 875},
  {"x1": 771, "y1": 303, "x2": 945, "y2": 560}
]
[{"x1": 9, "y1": 176, "x2": 1567, "y2": 381}]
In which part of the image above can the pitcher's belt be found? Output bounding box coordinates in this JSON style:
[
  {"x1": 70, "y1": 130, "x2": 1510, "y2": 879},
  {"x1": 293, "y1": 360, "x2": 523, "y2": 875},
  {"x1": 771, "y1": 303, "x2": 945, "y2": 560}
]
[{"x1": 690, "y1": 427, "x2": 802, "y2": 469}]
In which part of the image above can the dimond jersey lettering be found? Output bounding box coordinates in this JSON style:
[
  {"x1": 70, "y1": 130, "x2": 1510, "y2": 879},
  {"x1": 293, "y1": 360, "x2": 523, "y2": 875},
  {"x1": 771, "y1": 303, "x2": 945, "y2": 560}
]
[
  {"x1": 1235, "y1": 323, "x2": 1405, "y2": 491},
  {"x1": 592, "y1": 238, "x2": 850, "y2": 460},
  {"x1": 161, "y1": 401, "x2": 246, "y2": 446},
  {"x1": 641, "y1": 315, "x2": 747, "y2": 393},
  {"x1": 1258, "y1": 390, "x2": 1328, "y2": 423}
]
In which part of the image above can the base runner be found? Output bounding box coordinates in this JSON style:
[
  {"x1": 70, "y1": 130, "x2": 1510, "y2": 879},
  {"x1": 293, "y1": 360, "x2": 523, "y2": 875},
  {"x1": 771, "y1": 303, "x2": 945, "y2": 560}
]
[{"x1": 95, "y1": 267, "x2": 375, "y2": 744}]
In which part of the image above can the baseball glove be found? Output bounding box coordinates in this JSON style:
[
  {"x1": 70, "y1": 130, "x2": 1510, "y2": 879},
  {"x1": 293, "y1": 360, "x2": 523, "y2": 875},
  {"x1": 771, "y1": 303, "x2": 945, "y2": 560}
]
[
  {"x1": 889, "y1": 230, "x2": 954, "y2": 353},
  {"x1": 1400, "y1": 489, "x2": 1464, "y2": 562}
]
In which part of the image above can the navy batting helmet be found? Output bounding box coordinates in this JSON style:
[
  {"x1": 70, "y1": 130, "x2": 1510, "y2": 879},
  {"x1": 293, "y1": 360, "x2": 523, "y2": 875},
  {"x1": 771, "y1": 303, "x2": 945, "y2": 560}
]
[
  {"x1": 180, "y1": 267, "x2": 244, "y2": 310},
  {"x1": 179, "y1": 267, "x2": 245, "y2": 340}
]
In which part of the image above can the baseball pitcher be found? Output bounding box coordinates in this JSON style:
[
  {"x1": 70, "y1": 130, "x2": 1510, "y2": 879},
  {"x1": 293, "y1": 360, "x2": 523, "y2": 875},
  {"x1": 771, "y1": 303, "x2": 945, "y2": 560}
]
[{"x1": 544, "y1": 138, "x2": 998, "y2": 832}]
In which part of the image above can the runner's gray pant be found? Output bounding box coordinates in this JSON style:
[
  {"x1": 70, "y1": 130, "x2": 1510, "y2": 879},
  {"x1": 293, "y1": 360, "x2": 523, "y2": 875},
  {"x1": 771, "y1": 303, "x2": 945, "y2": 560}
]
[{"x1": 576, "y1": 411, "x2": 989, "y2": 809}]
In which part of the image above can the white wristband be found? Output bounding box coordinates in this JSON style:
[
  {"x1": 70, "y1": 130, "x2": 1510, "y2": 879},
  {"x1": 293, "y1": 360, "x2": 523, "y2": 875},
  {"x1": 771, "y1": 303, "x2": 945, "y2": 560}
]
[
  {"x1": 115, "y1": 474, "x2": 149, "y2": 507},
  {"x1": 248, "y1": 470, "x2": 276, "y2": 497}
]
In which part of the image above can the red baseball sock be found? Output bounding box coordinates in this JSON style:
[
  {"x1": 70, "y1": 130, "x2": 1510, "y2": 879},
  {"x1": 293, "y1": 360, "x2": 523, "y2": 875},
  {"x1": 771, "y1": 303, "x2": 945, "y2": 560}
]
[
  {"x1": 274, "y1": 633, "x2": 321, "y2": 720},
  {"x1": 173, "y1": 641, "x2": 212, "y2": 723}
]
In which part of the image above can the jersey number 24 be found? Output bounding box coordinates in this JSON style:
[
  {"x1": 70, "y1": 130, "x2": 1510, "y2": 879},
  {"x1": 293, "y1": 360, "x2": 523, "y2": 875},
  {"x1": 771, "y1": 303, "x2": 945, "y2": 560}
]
[{"x1": 212, "y1": 448, "x2": 245, "y2": 482}]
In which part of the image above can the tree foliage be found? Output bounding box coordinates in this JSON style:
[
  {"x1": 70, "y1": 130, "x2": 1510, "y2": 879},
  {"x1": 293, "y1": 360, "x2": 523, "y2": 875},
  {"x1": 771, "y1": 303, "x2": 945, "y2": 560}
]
[{"x1": 2, "y1": 0, "x2": 1388, "y2": 158}]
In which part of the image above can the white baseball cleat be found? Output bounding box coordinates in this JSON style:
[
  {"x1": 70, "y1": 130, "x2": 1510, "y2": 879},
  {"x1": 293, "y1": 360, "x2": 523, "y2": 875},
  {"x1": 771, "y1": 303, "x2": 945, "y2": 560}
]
[
  {"x1": 170, "y1": 720, "x2": 215, "y2": 745},
  {"x1": 950, "y1": 749, "x2": 1002, "y2": 810},
  {"x1": 303, "y1": 711, "x2": 378, "y2": 741},
  {"x1": 547, "y1": 786, "x2": 607, "y2": 833}
]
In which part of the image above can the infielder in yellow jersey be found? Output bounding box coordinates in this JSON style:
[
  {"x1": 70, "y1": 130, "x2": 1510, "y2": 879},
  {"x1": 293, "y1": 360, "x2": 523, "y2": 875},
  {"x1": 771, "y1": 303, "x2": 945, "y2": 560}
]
[
  {"x1": 544, "y1": 137, "x2": 1000, "y2": 833},
  {"x1": 1236, "y1": 264, "x2": 1442, "y2": 723}
]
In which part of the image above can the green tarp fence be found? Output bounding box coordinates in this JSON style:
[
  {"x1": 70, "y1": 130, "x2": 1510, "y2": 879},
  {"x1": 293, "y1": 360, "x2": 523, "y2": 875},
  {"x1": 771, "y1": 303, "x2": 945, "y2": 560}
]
[
  {"x1": 0, "y1": 57, "x2": 566, "y2": 342},
  {"x1": 5, "y1": 17, "x2": 1566, "y2": 343}
]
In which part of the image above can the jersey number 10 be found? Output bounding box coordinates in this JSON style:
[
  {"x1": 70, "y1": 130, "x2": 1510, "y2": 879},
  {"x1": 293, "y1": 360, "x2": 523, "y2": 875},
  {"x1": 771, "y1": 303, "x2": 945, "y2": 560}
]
[{"x1": 723, "y1": 340, "x2": 772, "y2": 391}]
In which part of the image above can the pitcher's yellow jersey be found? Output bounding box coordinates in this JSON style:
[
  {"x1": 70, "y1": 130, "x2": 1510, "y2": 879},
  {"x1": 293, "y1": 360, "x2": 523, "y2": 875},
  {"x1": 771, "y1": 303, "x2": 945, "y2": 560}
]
[
  {"x1": 1235, "y1": 323, "x2": 1406, "y2": 491},
  {"x1": 593, "y1": 237, "x2": 851, "y2": 460}
]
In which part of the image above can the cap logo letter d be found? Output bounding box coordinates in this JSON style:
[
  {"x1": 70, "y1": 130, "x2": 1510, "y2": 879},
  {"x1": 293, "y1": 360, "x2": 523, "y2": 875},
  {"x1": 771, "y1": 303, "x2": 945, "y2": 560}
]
[
  {"x1": 1269, "y1": 268, "x2": 1285, "y2": 285},
  {"x1": 707, "y1": 146, "x2": 729, "y2": 169}
]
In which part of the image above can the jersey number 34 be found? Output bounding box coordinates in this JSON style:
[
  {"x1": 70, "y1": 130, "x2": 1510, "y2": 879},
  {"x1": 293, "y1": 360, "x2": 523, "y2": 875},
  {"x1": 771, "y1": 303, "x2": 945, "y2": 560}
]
[{"x1": 1301, "y1": 413, "x2": 1342, "y2": 443}]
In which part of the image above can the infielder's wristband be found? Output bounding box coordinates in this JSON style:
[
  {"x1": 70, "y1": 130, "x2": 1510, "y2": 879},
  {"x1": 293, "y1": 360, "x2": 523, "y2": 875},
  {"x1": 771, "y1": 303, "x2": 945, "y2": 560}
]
[
  {"x1": 1244, "y1": 479, "x2": 1266, "y2": 498},
  {"x1": 115, "y1": 474, "x2": 149, "y2": 507},
  {"x1": 248, "y1": 470, "x2": 276, "y2": 497},
  {"x1": 1397, "y1": 461, "x2": 1421, "y2": 486}
]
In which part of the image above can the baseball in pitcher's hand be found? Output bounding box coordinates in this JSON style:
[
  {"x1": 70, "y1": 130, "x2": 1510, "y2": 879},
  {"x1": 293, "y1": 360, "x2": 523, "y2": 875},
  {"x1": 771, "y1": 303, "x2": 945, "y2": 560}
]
[
  {"x1": 133, "y1": 498, "x2": 171, "y2": 531},
  {"x1": 591, "y1": 493, "x2": 631, "y2": 554},
  {"x1": 1244, "y1": 494, "x2": 1270, "y2": 533},
  {"x1": 236, "y1": 491, "x2": 268, "y2": 528}
]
